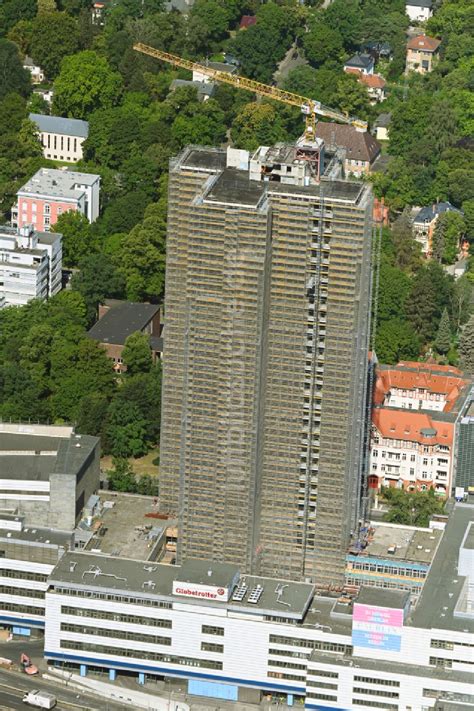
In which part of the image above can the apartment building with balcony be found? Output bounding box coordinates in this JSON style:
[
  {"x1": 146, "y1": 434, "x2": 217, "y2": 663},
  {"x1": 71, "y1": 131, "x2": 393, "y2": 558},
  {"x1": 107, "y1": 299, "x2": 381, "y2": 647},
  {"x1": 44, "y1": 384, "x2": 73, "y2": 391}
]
[
  {"x1": 0, "y1": 224, "x2": 62, "y2": 307},
  {"x1": 369, "y1": 362, "x2": 471, "y2": 497},
  {"x1": 159, "y1": 144, "x2": 373, "y2": 587},
  {"x1": 11, "y1": 168, "x2": 100, "y2": 232},
  {"x1": 29, "y1": 113, "x2": 89, "y2": 163}
]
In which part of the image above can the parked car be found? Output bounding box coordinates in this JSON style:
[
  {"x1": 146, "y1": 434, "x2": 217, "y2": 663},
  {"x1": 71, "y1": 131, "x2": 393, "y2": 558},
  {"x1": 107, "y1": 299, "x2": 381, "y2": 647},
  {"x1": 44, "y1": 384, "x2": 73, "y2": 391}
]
[{"x1": 20, "y1": 653, "x2": 38, "y2": 675}]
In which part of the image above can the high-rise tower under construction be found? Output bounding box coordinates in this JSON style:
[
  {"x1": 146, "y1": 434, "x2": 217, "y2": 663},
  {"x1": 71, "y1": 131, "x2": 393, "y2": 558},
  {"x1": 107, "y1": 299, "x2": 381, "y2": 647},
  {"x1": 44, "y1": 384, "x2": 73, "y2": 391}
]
[{"x1": 160, "y1": 143, "x2": 373, "y2": 586}]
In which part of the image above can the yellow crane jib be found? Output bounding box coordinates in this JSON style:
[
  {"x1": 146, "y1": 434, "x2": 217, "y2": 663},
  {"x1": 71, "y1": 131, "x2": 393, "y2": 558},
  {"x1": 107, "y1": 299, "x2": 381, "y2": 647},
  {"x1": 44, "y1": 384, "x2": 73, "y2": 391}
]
[{"x1": 133, "y1": 43, "x2": 368, "y2": 138}]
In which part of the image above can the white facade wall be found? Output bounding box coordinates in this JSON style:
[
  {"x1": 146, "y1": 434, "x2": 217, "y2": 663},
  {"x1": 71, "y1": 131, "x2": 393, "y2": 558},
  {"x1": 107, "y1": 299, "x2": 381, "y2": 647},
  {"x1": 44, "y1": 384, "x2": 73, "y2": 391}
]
[
  {"x1": 0, "y1": 479, "x2": 50, "y2": 502},
  {"x1": 306, "y1": 651, "x2": 473, "y2": 710},
  {"x1": 74, "y1": 178, "x2": 100, "y2": 223},
  {"x1": 369, "y1": 432, "x2": 452, "y2": 493},
  {"x1": 386, "y1": 388, "x2": 447, "y2": 411},
  {"x1": 406, "y1": 4, "x2": 432, "y2": 22},
  {"x1": 44, "y1": 589, "x2": 474, "y2": 710},
  {"x1": 0, "y1": 558, "x2": 53, "y2": 628},
  {"x1": 0, "y1": 230, "x2": 61, "y2": 307},
  {"x1": 41, "y1": 132, "x2": 85, "y2": 163}
]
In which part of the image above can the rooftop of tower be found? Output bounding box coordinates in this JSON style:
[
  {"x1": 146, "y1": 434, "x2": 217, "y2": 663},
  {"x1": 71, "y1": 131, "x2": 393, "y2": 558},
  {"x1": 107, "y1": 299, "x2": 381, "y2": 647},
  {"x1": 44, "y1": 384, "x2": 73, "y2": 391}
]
[{"x1": 174, "y1": 145, "x2": 371, "y2": 208}]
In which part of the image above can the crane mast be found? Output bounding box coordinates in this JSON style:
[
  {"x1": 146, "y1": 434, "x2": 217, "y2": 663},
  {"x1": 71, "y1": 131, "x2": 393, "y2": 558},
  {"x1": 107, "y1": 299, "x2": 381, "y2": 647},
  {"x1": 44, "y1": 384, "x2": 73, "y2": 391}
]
[{"x1": 133, "y1": 43, "x2": 368, "y2": 140}]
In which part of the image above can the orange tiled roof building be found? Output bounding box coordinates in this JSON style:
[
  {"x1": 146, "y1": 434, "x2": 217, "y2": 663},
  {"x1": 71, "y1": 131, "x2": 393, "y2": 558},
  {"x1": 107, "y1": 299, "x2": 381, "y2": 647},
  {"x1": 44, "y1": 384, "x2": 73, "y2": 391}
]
[{"x1": 369, "y1": 362, "x2": 471, "y2": 498}]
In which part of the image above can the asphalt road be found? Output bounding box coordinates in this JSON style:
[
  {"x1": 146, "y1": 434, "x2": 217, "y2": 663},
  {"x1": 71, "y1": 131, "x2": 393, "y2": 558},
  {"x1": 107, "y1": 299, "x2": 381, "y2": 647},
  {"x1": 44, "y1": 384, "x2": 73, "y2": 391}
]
[{"x1": 0, "y1": 666, "x2": 131, "y2": 710}]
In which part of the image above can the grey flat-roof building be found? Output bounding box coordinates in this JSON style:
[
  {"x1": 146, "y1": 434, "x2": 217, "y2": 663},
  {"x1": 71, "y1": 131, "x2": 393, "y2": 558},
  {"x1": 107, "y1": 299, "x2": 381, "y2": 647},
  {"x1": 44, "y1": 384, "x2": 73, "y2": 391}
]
[
  {"x1": 160, "y1": 145, "x2": 373, "y2": 586},
  {"x1": 0, "y1": 423, "x2": 100, "y2": 531}
]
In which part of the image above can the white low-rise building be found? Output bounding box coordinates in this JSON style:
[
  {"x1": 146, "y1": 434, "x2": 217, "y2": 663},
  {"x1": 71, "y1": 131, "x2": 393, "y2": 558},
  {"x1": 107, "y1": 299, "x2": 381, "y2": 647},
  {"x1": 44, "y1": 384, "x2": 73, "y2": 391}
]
[
  {"x1": 29, "y1": 114, "x2": 89, "y2": 163},
  {"x1": 0, "y1": 224, "x2": 62, "y2": 307},
  {"x1": 406, "y1": 0, "x2": 433, "y2": 23},
  {"x1": 41, "y1": 505, "x2": 474, "y2": 710},
  {"x1": 23, "y1": 57, "x2": 45, "y2": 84}
]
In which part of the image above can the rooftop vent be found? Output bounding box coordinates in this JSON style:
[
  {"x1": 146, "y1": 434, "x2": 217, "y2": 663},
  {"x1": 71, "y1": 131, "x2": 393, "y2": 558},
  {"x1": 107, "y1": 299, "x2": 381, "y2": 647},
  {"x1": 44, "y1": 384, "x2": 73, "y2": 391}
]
[
  {"x1": 232, "y1": 581, "x2": 248, "y2": 602},
  {"x1": 69, "y1": 562, "x2": 77, "y2": 572},
  {"x1": 248, "y1": 584, "x2": 264, "y2": 604}
]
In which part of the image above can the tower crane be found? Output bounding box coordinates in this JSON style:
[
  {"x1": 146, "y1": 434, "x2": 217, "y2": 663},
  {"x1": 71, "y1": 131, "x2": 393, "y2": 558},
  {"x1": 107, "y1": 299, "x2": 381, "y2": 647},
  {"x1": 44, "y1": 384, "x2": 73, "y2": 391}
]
[{"x1": 133, "y1": 43, "x2": 368, "y2": 141}]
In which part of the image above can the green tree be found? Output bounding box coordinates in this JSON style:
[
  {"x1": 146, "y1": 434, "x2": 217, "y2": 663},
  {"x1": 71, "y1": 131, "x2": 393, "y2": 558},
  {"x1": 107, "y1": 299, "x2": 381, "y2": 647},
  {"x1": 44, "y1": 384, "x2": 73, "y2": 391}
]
[
  {"x1": 50, "y1": 336, "x2": 115, "y2": 421},
  {"x1": 37, "y1": 0, "x2": 57, "y2": 13},
  {"x1": 84, "y1": 105, "x2": 143, "y2": 169},
  {"x1": 136, "y1": 474, "x2": 159, "y2": 497},
  {"x1": 115, "y1": 367, "x2": 162, "y2": 444},
  {"x1": 433, "y1": 211, "x2": 465, "y2": 264},
  {"x1": 463, "y1": 199, "x2": 474, "y2": 241},
  {"x1": 170, "y1": 97, "x2": 226, "y2": 150},
  {"x1": 459, "y1": 314, "x2": 474, "y2": 375},
  {"x1": 303, "y1": 22, "x2": 344, "y2": 68},
  {"x1": 0, "y1": 39, "x2": 31, "y2": 99},
  {"x1": 377, "y1": 263, "x2": 411, "y2": 322},
  {"x1": 30, "y1": 12, "x2": 80, "y2": 79},
  {"x1": 435, "y1": 308, "x2": 451, "y2": 355},
  {"x1": 382, "y1": 488, "x2": 445, "y2": 527},
  {"x1": 187, "y1": 0, "x2": 232, "y2": 53},
  {"x1": 391, "y1": 213, "x2": 421, "y2": 272},
  {"x1": 333, "y1": 72, "x2": 371, "y2": 120},
  {"x1": 105, "y1": 399, "x2": 149, "y2": 458},
  {"x1": 52, "y1": 51, "x2": 123, "y2": 119},
  {"x1": 71, "y1": 252, "x2": 125, "y2": 325},
  {"x1": 229, "y1": 8, "x2": 294, "y2": 85},
  {"x1": 406, "y1": 262, "x2": 454, "y2": 344},
  {"x1": 52, "y1": 211, "x2": 94, "y2": 268},
  {"x1": 0, "y1": 0, "x2": 37, "y2": 35},
  {"x1": 18, "y1": 118, "x2": 43, "y2": 158},
  {"x1": 323, "y1": 0, "x2": 363, "y2": 51},
  {"x1": 371, "y1": 157, "x2": 419, "y2": 212},
  {"x1": 122, "y1": 332, "x2": 154, "y2": 375},
  {"x1": 375, "y1": 318, "x2": 420, "y2": 364},
  {"x1": 100, "y1": 190, "x2": 150, "y2": 236},
  {"x1": 28, "y1": 93, "x2": 50, "y2": 115},
  {"x1": 106, "y1": 458, "x2": 138, "y2": 493},
  {"x1": 451, "y1": 275, "x2": 473, "y2": 332},
  {"x1": 76, "y1": 392, "x2": 110, "y2": 438},
  {"x1": 7, "y1": 19, "x2": 34, "y2": 55},
  {"x1": 117, "y1": 205, "x2": 167, "y2": 302},
  {"x1": 231, "y1": 102, "x2": 287, "y2": 152}
]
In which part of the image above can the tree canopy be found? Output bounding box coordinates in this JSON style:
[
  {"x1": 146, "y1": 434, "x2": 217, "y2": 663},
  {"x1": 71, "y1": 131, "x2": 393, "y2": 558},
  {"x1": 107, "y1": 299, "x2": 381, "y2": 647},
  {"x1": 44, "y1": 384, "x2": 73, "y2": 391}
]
[
  {"x1": 52, "y1": 51, "x2": 123, "y2": 119},
  {"x1": 0, "y1": 39, "x2": 31, "y2": 99}
]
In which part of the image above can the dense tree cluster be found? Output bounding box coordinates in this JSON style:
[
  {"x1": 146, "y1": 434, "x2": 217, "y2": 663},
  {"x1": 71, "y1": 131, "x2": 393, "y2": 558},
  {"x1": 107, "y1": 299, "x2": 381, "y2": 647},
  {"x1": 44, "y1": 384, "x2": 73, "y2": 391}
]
[
  {"x1": 0, "y1": 291, "x2": 162, "y2": 458},
  {"x1": 374, "y1": 221, "x2": 473, "y2": 365}
]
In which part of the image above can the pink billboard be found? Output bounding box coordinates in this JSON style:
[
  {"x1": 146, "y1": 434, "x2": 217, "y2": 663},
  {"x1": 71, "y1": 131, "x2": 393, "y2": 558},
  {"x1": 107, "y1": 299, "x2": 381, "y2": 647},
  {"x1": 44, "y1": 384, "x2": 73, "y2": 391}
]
[{"x1": 353, "y1": 603, "x2": 404, "y2": 628}]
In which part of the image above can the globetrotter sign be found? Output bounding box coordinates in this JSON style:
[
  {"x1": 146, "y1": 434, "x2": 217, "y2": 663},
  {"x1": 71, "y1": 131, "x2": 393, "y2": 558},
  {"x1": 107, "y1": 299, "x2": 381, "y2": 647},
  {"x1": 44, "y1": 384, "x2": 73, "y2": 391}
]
[{"x1": 172, "y1": 580, "x2": 229, "y2": 602}]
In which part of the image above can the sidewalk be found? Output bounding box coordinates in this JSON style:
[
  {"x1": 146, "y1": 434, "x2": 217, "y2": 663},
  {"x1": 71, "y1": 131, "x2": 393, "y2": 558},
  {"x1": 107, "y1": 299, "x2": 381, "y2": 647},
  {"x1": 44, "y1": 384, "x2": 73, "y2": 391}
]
[{"x1": 46, "y1": 668, "x2": 295, "y2": 711}]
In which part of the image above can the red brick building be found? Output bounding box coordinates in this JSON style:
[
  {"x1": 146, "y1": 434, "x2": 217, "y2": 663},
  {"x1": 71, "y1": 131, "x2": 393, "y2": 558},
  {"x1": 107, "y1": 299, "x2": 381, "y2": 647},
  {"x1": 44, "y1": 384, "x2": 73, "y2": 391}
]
[{"x1": 88, "y1": 300, "x2": 162, "y2": 373}]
